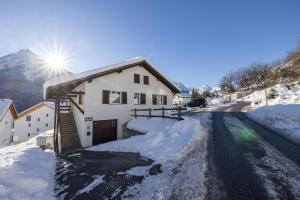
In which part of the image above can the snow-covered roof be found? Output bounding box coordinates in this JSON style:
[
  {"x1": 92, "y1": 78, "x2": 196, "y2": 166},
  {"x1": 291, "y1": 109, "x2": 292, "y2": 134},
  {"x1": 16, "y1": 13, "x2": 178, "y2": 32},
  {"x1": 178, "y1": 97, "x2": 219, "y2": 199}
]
[
  {"x1": 44, "y1": 58, "x2": 180, "y2": 98},
  {"x1": 177, "y1": 93, "x2": 191, "y2": 98},
  {"x1": 0, "y1": 99, "x2": 17, "y2": 121}
]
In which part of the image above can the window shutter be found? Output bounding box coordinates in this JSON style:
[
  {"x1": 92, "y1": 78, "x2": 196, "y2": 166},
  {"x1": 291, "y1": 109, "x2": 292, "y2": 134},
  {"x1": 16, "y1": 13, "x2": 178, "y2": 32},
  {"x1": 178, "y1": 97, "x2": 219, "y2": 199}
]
[
  {"x1": 121, "y1": 92, "x2": 127, "y2": 104},
  {"x1": 79, "y1": 93, "x2": 82, "y2": 105},
  {"x1": 163, "y1": 95, "x2": 167, "y2": 105},
  {"x1": 102, "y1": 90, "x2": 110, "y2": 104},
  {"x1": 152, "y1": 95, "x2": 157, "y2": 105},
  {"x1": 140, "y1": 93, "x2": 146, "y2": 104}
]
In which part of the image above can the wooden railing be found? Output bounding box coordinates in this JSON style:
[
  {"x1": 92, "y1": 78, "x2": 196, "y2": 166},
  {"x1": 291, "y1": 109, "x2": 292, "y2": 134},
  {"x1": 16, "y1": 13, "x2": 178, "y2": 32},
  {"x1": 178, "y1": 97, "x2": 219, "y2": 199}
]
[{"x1": 131, "y1": 107, "x2": 187, "y2": 121}]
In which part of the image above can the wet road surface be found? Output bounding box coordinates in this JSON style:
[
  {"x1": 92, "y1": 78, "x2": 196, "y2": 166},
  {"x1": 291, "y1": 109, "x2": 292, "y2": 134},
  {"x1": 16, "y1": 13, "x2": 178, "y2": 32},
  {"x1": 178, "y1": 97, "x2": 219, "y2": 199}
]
[{"x1": 204, "y1": 102, "x2": 300, "y2": 200}]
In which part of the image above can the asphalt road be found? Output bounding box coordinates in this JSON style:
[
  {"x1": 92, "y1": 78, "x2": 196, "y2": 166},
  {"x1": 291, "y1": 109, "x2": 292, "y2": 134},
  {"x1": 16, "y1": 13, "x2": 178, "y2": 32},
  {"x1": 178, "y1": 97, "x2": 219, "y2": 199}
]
[{"x1": 204, "y1": 102, "x2": 300, "y2": 200}]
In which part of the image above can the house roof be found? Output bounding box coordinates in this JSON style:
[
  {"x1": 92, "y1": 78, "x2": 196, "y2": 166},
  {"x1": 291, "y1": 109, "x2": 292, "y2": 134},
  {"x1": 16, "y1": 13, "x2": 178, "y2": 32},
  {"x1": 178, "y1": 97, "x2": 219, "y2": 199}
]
[
  {"x1": 17, "y1": 101, "x2": 55, "y2": 119},
  {"x1": 177, "y1": 93, "x2": 191, "y2": 98},
  {"x1": 44, "y1": 58, "x2": 181, "y2": 99},
  {"x1": 0, "y1": 99, "x2": 18, "y2": 121}
]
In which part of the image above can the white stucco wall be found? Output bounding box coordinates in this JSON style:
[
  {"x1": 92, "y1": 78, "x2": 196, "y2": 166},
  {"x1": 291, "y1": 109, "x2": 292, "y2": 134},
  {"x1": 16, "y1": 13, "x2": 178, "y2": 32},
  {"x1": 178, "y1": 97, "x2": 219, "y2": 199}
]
[
  {"x1": 0, "y1": 110, "x2": 14, "y2": 146},
  {"x1": 72, "y1": 65, "x2": 174, "y2": 147},
  {"x1": 14, "y1": 105, "x2": 54, "y2": 143},
  {"x1": 173, "y1": 95, "x2": 191, "y2": 106}
]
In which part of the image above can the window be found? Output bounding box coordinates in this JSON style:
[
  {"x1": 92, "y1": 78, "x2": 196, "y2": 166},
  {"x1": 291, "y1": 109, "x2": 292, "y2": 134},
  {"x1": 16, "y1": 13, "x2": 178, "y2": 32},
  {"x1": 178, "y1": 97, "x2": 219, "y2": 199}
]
[
  {"x1": 26, "y1": 115, "x2": 31, "y2": 121},
  {"x1": 45, "y1": 123, "x2": 48, "y2": 127},
  {"x1": 46, "y1": 113, "x2": 49, "y2": 117},
  {"x1": 143, "y1": 76, "x2": 149, "y2": 85},
  {"x1": 134, "y1": 93, "x2": 146, "y2": 104},
  {"x1": 37, "y1": 118, "x2": 40, "y2": 122},
  {"x1": 37, "y1": 128, "x2": 39, "y2": 132},
  {"x1": 134, "y1": 74, "x2": 140, "y2": 84},
  {"x1": 102, "y1": 90, "x2": 127, "y2": 104},
  {"x1": 28, "y1": 123, "x2": 31, "y2": 127},
  {"x1": 152, "y1": 95, "x2": 167, "y2": 105},
  {"x1": 28, "y1": 133, "x2": 30, "y2": 137}
]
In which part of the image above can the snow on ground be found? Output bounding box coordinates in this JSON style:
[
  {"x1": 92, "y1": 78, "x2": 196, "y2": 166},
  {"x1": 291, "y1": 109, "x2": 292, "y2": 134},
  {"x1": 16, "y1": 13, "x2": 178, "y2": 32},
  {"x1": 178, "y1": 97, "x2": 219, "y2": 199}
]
[
  {"x1": 247, "y1": 104, "x2": 300, "y2": 144},
  {"x1": 240, "y1": 84, "x2": 300, "y2": 107},
  {"x1": 76, "y1": 175, "x2": 105, "y2": 196},
  {"x1": 121, "y1": 112, "x2": 210, "y2": 200},
  {"x1": 89, "y1": 113, "x2": 211, "y2": 200},
  {"x1": 0, "y1": 135, "x2": 55, "y2": 200},
  {"x1": 238, "y1": 84, "x2": 300, "y2": 144},
  {"x1": 89, "y1": 116, "x2": 208, "y2": 163}
]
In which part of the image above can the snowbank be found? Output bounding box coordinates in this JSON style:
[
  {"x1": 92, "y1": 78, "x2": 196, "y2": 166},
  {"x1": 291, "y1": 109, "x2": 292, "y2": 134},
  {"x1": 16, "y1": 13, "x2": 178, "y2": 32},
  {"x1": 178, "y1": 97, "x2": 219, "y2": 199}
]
[
  {"x1": 88, "y1": 116, "x2": 208, "y2": 163},
  {"x1": 0, "y1": 136, "x2": 55, "y2": 200},
  {"x1": 247, "y1": 104, "x2": 300, "y2": 144},
  {"x1": 240, "y1": 84, "x2": 300, "y2": 108}
]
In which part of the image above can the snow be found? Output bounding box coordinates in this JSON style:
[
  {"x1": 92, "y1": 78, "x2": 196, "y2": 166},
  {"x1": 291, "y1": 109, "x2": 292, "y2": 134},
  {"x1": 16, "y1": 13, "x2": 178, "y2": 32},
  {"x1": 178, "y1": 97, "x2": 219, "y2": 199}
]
[
  {"x1": 173, "y1": 82, "x2": 190, "y2": 93},
  {"x1": 198, "y1": 85, "x2": 211, "y2": 95},
  {"x1": 224, "y1": 114, "x2": 300, "y2": 199},
  {"x1": 238, "y1": 84, "x2": 300, "y2": 144},
  {"x1": 76, "y1": 175, "x2": 105, "y2": 196},
  {"x1": 122, "y1": 113, "x2": 210, "y2": 200},
  {"x1": 0, "y1": 135, "x2": 55, "y2": 200},
  {"x1": 239, "y1": 84, "x2": 300, "y2": 107},
  {"x1": 247, "y1": 104, "x2": 300, "y2": 144},
  {"x1": 0, "y1": 99, "x2": 13, "y2": 120},
  {"x1": 89, "y1": 116, "x2": 207, "y2": 163},
  {"x1": 44, "y1": 58, "x2": 180, "y2": 98}
]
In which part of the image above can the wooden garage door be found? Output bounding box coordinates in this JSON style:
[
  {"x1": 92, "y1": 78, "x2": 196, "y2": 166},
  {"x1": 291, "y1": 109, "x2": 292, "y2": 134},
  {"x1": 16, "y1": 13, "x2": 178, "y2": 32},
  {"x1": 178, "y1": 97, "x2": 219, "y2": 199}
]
[{"x1": 93, "y1": 120, "x2": 117, "y2": 145}]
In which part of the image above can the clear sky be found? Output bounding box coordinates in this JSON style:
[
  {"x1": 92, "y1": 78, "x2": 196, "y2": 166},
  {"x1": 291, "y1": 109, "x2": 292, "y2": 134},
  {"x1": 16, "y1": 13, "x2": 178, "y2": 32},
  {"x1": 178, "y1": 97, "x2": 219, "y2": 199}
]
[{"x1": 0, "y1": 0, "x2": 300, "y2": 87}]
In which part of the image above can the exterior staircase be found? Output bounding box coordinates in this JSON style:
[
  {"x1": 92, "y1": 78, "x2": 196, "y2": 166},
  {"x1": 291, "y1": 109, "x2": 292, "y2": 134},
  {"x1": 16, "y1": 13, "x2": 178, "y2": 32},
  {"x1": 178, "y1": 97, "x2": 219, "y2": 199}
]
[{"x1": 60, "y1": 112, "x2": 82, "y2": 152}]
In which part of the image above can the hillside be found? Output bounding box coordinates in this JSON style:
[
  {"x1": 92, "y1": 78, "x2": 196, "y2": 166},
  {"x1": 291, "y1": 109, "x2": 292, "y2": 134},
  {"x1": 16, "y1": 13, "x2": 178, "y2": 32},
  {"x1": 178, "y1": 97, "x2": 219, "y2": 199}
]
[{"x1": 0, "y1": 49, "x2": 70, "y2": 112}]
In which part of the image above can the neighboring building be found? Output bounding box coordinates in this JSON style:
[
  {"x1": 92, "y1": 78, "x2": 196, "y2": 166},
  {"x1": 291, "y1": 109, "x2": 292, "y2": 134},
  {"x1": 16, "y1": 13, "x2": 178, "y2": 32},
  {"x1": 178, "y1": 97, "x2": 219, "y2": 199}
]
[
  {"x1": 44, "y1": 58, "x2": 180, "y2": 149},
  {"x1": 14, "y1": 102, "x2": 55, "y2": 143},
  {"x1": 0, "y1": 99, "x2": 18, "y2": 146},
  {"x1": 173, "y1": 93, "x2": 191, "y2": 106}
]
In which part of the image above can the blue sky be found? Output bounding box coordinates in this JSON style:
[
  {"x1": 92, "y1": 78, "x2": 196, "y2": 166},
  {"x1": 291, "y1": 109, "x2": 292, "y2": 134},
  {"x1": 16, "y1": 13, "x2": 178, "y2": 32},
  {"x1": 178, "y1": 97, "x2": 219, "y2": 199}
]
[{"x1": 0, "y1": 0, "x2": 299, "y2": 87}]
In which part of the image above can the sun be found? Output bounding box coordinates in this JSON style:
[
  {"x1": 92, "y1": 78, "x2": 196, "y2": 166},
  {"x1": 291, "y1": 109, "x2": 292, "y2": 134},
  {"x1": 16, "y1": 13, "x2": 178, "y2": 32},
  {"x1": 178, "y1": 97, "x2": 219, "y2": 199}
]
[
  {"x1": 33, "y1": 41, "x2": 71, "y2": 75},
  {"x1": 45, "y1": 53, "x2": 67, "y2": 71}
]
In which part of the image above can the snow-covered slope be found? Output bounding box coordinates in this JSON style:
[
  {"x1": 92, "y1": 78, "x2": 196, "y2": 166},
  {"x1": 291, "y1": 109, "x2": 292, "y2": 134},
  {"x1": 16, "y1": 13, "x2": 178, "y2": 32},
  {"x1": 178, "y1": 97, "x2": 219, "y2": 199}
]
[
  {"x1": 0, "y1": 136, "x2": 55, "y2": 200},
  {"x1": 240, "y1": 84, "x2": 300, "y2": 107}
]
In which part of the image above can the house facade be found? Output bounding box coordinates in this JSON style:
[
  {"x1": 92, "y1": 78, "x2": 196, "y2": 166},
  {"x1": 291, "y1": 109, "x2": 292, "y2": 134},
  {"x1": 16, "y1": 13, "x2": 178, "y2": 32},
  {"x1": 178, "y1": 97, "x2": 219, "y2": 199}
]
[
  {"x1": 0, "y1": 99, "x2": 18, "y2": 146},
  {"x1": 173, "y1": 93, "x2": 191, "y2": 106},
  {"x1": 44, "y1": 58, "x2": 180, "y2": 148},
  {"x1": 14, "y1": 102, "x2": 54, "y2": 143}
]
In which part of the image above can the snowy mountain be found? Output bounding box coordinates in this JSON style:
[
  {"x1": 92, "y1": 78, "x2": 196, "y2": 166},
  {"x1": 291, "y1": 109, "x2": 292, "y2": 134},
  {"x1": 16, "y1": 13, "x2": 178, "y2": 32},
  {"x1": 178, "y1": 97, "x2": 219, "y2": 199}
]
[
  {"x1": 198, "y1": 85, "x2": 212, "y2": 95},
  {"x1": 0, "y1": 49, "x2": 70, "y2": 112},
  {"x1": 173, "y1": 81, "x2": 190, "y2": 93}
]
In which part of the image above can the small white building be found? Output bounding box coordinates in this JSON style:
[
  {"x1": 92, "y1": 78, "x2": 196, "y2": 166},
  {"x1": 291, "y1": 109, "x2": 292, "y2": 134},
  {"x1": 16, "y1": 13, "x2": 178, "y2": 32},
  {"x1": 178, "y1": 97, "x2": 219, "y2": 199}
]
[
  {"x1": 14, "y1": 102, "x2": 55, "y2": 143},
  {"x1": 173, "y1": 93, "x2": 191, "y2": 106},
  {"x1": 0, "y1": 99, "x2": 18, "y2": 146},
  {"x1": 44, "y1": 58, "x2": 180, "y2": 148}
]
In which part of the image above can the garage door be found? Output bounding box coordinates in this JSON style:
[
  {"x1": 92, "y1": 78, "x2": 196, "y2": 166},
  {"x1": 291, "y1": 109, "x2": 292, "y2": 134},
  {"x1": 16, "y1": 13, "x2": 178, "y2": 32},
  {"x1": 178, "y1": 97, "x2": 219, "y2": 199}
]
[{"x1": 93, "y1": 119, "x2": 117, "y2": 145}]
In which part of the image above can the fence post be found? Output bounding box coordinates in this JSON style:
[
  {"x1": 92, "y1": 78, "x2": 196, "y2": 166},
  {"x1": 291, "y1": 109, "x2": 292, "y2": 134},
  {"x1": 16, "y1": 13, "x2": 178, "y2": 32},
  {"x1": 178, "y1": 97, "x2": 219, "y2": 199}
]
[
  {"x1": 149, "y1": 108, "x2": 152, "y2": 118},
  {"x1": 162, "y1": 107, "x2": 165, "y2": 118},
  {"x1": 134, "y1": 108, "x2": 137, "y2": 118},
  {"x1": 177, "y1": 106, "x2": 182, "y2": 121}
]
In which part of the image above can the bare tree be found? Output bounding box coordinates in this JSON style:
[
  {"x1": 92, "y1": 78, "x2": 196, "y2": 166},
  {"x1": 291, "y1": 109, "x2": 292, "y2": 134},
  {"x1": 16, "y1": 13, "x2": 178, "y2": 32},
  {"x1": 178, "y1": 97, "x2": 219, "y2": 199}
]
[
  {"x1": 219, "y1": 72, "x2": 236, "y2": 93},
  {"x1": 286, "y1": 41, "x2": 300, "y2": 61}
]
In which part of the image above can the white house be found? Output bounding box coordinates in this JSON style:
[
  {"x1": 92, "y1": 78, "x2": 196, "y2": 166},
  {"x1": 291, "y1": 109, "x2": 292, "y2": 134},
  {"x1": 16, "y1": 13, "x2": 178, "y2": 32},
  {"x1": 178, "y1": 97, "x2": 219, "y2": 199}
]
[
  {"x1": 44, "y1": 58, "x2": 180, "y2": 149},
  {"x1": 0, "y1": 99, "x2": 18, "y2": 146},
  {"x1": 173, "y1": 93, "x2": 191, "y2": 106},
  {"x1": 14, "y1": 102, "x2": 55, "y2": 143}
]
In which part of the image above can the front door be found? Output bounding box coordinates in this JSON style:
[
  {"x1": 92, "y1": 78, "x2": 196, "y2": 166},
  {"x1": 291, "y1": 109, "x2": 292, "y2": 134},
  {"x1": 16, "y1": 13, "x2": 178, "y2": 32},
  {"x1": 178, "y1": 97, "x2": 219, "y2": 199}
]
[{"x1": 93, "y1": 119, "x2": 117, "y2": 145}]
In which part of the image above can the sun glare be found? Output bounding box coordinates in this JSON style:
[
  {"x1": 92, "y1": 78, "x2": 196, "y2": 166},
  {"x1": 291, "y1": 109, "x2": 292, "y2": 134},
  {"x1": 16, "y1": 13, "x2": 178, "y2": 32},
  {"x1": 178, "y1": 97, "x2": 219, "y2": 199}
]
[
  {"x1": 33, "y1": 41, "x2": 71, "y2": 76},
  {"x1": 45, "y1": 53, "x2": 67, "y2": 71}
]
